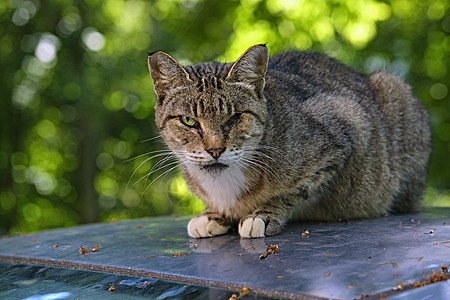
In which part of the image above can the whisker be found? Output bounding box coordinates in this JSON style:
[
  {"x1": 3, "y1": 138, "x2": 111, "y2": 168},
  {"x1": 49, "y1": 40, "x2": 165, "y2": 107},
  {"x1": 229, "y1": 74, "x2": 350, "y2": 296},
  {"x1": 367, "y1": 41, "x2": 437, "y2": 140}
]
[
  {"x1": 133, "y1": 160, "x2": 180, "y2": 188},
  {"x1": 127, "y1": 152, "x2": 175, "y2": 188},
  {"x1": 149, "y1": 153, "x2": 177, "y2": 171},
  {"x1": 240, "y1": 155, "x2": 284, "y2": 184},
  {"x1": 236, "y1": 159, "x2": 265, "y2": 180},
  {"x1": 124, "y1": 149, "x2": 173, "y2": 163},
  {"x1": 127, "y1": 156, "x2": 154, "y2": 188},
  {"x1": 250, "y1": 150, "x2": 277, "y2": 162},
  {"x1": 138, "y1": 135, "x2": 163, "y2": 143},
  {"x1": 141, "y1": 163, "x2": 182, "y2": 196}
]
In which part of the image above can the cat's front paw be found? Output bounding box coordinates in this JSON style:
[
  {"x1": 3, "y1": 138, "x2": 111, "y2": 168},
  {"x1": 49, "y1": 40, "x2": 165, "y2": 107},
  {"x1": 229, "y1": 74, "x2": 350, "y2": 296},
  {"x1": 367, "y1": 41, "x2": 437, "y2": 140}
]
[
  {"x1": 238, "y1": 217, "x2": 266, "y2": 238},
  {"x1": 187, "y1": 215, "x2": 230, "y2": 238},
  {"x1": 239, "y1": 216, "x2": 284, "y2": 238}
]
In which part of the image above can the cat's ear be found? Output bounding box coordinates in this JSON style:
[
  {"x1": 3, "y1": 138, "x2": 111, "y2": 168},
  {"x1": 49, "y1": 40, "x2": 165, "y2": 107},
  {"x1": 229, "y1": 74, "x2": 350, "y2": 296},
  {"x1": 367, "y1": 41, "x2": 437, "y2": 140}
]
[
  {"x1": 226, "y1": 44, "x2": 269, "y2": 98},
  {"x1": 148, "y1": 51, "x2": 192, "y2": 103}
]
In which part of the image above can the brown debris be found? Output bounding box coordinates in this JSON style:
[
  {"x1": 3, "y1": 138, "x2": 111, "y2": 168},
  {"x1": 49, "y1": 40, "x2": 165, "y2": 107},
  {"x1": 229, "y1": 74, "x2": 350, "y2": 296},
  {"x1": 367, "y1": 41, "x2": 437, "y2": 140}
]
[
  {"x1": 406, "y1": 256, "x2": 424, "y2": 261},
  {"x1": 377, "y1": 262, "x2": 399, "y2": 269},
  {"x1": 435, "y1": 240, "x2": 450, "y2": 245},
  {"x1": 79, "y1": 246, "x2": 88, "y2": 255},
  {"x1": 413, "y1": 269, "x2": 449, "y2": 287},
  {"x1": 388, "y1": 267, "x2": 449, "y2": 293},
  {"x1": 239, "y1": 287, "x2": 250, "y2": 296},
  {"x1": 108, "y1": 284, "x2": 117, "y2": 292},
  {"x1": 80, "y1": 244, "x2": 100, "y2": 254},
  {"x1": 358, "y1": 293, "x2": 370, "y2": 298},
  {"x1": 136, "y1": 281, "x2": 151, "y2": 288},
  {"x1": 392, "y1": 282, "x2": 404, "y2": 291},
  {"x1": 259, "y1": 244, "x2": 278, "y2": 259},
  {"x1": 228, "y1": 288, "x2": 250, "y2": 300},
  {"x1": 172, "y1": 251, "x2": 190, "y2": 258}
]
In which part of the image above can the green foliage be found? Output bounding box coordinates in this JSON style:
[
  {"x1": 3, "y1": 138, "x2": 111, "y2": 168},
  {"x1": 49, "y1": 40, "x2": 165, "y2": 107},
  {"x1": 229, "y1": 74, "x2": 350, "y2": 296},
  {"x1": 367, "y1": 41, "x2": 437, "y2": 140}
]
[{"x1": 0, "y1": 0, "x2": 449, "y2": 234}]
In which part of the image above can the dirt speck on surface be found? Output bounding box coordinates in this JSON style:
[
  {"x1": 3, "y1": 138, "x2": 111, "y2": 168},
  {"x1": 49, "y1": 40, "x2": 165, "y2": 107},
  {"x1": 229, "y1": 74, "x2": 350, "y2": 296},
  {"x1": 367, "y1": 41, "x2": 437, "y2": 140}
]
[{"x1": 259, "y1": 244, "x2": 278, "y2": 259}]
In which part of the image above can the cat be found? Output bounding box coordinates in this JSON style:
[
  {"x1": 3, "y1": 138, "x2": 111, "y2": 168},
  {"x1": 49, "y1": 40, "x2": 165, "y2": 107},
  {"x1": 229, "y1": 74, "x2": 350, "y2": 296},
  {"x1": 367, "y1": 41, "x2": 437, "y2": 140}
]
[{"x1": 147, "y1": 44, "x2": 431, "y2": 239}]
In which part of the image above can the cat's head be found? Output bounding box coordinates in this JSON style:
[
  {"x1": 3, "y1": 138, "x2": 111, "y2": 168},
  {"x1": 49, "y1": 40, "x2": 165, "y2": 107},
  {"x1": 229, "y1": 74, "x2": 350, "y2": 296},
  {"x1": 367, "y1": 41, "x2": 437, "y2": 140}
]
[{"x1": 147, "y1": 44, "x2": 268, "y2": 176}]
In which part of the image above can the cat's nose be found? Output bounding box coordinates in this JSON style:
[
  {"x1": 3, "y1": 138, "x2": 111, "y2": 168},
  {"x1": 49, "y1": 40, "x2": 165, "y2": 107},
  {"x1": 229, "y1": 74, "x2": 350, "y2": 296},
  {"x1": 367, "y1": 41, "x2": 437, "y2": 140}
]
[{"x1": 206, "y1": 147, "x2": 226, "y2": 160}]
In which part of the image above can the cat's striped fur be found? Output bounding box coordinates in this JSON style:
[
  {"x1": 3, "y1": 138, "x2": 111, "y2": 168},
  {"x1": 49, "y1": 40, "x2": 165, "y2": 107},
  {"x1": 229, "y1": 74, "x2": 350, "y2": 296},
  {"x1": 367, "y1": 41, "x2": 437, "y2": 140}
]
[{"x1": 147, "y1": 45, "x2": 431, "y2": 238}]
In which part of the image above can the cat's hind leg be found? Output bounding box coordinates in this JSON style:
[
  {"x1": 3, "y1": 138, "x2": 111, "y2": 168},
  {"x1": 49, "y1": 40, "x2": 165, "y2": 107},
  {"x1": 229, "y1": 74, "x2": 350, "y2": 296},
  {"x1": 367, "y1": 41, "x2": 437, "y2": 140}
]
[{"x1": 187, "y1": 213, "x2": 232, "y2": 238}]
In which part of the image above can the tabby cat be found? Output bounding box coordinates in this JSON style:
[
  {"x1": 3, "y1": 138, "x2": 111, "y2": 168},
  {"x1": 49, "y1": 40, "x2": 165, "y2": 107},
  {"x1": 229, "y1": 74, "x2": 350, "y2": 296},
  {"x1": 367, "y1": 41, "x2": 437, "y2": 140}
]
[{"x1": 147, "y1": 44, "x2": 430, "y2": 238}]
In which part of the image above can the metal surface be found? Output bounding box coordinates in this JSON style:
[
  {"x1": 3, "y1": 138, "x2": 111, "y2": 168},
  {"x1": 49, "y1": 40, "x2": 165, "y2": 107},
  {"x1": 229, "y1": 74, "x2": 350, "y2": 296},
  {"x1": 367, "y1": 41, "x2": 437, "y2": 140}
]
[{"x1": 0, "y1": 209, "x2": 449, "y2": 299}]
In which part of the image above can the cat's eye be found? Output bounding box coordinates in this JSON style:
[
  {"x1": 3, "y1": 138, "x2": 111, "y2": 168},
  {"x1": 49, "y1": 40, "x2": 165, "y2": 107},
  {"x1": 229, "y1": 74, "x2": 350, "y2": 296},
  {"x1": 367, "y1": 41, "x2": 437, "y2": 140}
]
[
  {"x1": 179, "y1": 116, "x2": 199, "y2": 128},
  {"x1": 223, "y1": 113, "x2": 241, "y2": 133}
]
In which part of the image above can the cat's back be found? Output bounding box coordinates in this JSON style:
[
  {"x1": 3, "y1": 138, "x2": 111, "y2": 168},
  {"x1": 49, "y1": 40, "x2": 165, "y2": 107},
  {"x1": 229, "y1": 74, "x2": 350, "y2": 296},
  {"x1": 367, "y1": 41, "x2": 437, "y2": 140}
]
[
  {"x1": 264, "y1": 50, "x2": 430, "y2": 217},
  {"x1": 266, "y1": 51, "x2": 370, "y2": 100}
]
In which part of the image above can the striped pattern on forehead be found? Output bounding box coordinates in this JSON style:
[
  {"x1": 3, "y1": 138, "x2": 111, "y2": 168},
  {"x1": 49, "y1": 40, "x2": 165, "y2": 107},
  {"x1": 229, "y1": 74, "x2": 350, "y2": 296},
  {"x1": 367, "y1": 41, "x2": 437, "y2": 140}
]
[
  {"x1": 184, "y1": 62, "x2": 236, "y2": 118},
  {"x1": 185, "y1": 62, "x2": 231, "y2": 92},
  {"x1": 192, "y1": 93, "x2": 235, "y2": 118}
]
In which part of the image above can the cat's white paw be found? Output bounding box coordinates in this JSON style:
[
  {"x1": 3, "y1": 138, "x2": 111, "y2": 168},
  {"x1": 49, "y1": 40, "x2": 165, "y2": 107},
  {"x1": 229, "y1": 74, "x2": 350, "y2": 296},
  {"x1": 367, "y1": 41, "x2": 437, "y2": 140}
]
[
  {"x1": 239, "y1": 217, "x2": 265, "y2": 238},
  {"x1": 187, "y1": 215, "x2": 230, "y2": 238}
]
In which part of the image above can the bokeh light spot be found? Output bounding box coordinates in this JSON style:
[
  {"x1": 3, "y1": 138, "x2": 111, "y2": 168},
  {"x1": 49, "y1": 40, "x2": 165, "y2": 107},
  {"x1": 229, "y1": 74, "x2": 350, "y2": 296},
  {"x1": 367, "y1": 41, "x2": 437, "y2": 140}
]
[
  {"x1": 35, "y1": 34, "x2": 59, "y2": 63},
  {"x1": 0, "y1": 191, "x2": 17, "y2": 210},
  {"x1": 122, "y1": 189, "x2": 141, "y2": 208},
  {"x1": 82, "y1": 28, "x2": 105, "y2": 52},
  {"x1": 96, "y1": 153, "x2": 114, "y2": 170},
  {"x1": 430, "y1": 83, "x2": 448, "y2": 100},
  {"x1": 22, "y1": 203, "x2": 41, "y2": 222},
  {"x1": 63, "y1": 82, "x2": 82, "y2": 100}
]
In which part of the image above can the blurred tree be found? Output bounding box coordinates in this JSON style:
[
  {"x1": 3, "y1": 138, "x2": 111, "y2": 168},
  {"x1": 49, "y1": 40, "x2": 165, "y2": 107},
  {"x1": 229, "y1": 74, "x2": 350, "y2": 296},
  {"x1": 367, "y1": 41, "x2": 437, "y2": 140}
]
[{"x1": 0, "y1": 0, "x2": 449, "y2": 234}]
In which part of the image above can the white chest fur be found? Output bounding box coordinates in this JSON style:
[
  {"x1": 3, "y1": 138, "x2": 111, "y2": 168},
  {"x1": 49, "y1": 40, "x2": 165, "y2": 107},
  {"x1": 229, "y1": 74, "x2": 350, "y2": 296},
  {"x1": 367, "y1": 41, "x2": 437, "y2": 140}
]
[{"x1": 193, "y1": 166, "x2": 247, "y2": 213}]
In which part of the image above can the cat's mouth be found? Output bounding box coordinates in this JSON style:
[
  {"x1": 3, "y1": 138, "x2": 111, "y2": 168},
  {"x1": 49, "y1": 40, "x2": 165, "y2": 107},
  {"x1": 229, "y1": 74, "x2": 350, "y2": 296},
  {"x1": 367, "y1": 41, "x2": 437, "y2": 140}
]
[{"x1": 200, "y1": 162, "x2": 229, "y2": 172}]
